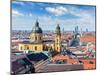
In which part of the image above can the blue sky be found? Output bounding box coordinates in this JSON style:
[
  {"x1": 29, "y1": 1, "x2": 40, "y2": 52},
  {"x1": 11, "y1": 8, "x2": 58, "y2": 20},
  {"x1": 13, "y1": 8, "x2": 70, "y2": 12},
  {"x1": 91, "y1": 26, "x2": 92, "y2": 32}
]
[{"x1": 12, "y1": 1, "x2": 96, "y2": 31}]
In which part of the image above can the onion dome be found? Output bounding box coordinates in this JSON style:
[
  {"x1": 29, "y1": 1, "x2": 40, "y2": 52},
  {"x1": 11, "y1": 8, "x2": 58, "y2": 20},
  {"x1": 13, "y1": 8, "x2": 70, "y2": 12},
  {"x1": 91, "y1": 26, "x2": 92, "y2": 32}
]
[{"x1": 32, "y1": 20, "x2": 42, "y2": 33}]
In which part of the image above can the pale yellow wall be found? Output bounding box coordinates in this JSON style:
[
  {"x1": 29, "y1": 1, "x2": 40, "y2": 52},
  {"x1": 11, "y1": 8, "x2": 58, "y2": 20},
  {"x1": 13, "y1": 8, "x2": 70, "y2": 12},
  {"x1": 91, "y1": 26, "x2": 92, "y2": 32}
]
[
  {"x1": 55, "y1": 34, "x2": 61, "y2": 52},
  {"x1": 44, "y1": 43, "x2": 55, "y2": 50},
  {"x1": 19, "y1": 43, "x2": 43, "y2": 52},
  {"x1": 19, "y1": 42, "x2": 56, "y2": 52},
  {"x1": 19, "y1": 44, "x2": 24, "y2": 51},
  {"x1": 30, "y1": 33, "x2": 43, "y2": 42},
  {"x1": 18, "y1": 31, "x2": 62, "y2": 52},
  {"x1": 55, "y1": 35, "x2": 61, "y2": 44}
]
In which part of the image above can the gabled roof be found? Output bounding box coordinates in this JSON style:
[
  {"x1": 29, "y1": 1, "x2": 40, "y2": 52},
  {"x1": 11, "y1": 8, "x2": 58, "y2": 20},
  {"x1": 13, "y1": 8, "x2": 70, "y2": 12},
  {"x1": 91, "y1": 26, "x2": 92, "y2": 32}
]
[{"x1": 11, "y1": 58, "x2": 32, "y2": 73}]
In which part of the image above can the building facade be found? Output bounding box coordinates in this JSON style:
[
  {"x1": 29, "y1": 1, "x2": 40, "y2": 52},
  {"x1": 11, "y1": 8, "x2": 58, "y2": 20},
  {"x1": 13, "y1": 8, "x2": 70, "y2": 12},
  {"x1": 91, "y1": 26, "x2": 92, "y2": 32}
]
[{"x1": 18, "y1": 20, "x2": 61, "y2": 52}]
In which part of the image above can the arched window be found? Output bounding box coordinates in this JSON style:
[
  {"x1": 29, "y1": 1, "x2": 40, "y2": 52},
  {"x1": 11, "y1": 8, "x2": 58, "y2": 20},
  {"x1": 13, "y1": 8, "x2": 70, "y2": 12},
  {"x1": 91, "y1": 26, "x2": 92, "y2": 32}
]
[
  {"x1": 24, "y1": 45, "x2": 29, "y2": 50},
  {"x1": 57, "y1": 39, "x2": 58, "y2": 42},
  {"x1": 35, "y1": 46, "x2": 37, "y2": 50},
  {"x1": 20, "y1": 46, "x2": 23, "y2": 50},
  {"x1": 57, "y1": 47, "x2": 58, "y2": 50},
  {"x1": 35, "y1": 36, "x2": 37, "y2": 40},
  {"x1": 40, "y1": 37, "x2": 41, "y2": 40},
  {"x1": 27, "y1": 46, "x2": 29, "y2": 50}
]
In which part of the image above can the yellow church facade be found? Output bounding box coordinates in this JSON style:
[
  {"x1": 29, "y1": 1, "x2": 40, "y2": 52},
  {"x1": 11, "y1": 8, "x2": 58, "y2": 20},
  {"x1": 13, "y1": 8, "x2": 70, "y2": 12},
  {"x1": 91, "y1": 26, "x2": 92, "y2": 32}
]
[{"x1": 18, "y1": 20, "x2": 61, "y2": 52}]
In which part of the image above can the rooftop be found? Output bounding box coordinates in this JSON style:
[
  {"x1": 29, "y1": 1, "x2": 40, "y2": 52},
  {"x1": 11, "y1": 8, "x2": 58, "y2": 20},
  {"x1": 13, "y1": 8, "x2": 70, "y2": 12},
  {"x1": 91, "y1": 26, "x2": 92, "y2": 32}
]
[
  {"x1": 20, "y1": 40, "x2": 54, "y2": 44},
  {"x1": 52, "y1": 55, "x2": 70, "y2": 60},
  {"x1": 36, "y1": 64, "x2": 83, "y2": 72},
  {"x1": 80, "y1": 35, "x2": 95, "y2": 43}
]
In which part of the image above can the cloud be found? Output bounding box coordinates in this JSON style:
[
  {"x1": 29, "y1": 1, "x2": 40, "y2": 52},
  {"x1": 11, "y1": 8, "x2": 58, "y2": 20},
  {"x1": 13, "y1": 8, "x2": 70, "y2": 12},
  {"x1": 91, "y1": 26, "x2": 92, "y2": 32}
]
[
  {"x1": 37, "y1": 13, "x2": 95, "y2": 31},
  {"x1": 29, "y1": 13, "x2": 33, "y2": 17},
  {"x1": 12, "y1": 13, "x2": 95, "y2": 31},
  {"x1": 12, "y1": 1, "x2": 25, "y2": 6},
  {"x1": 12, "y1": 2, "x2": 95, "y2": 31},
  {"x1": 12, "y1": 10, "x2": 24, "y2": 16},
  {"x1": 68, "y1": 6, "x2": 95, "y2": 18},
  {"x1": 45, "y1": 6, "x2": 68, "y2": 16}
]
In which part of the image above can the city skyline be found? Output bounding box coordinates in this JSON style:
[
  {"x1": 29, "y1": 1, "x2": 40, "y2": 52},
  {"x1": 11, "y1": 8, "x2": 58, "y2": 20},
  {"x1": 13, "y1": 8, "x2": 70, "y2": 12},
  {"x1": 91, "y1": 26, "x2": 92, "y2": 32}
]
[{"x1": 12, "y1": 1, "x2": 96, "y2": 31}]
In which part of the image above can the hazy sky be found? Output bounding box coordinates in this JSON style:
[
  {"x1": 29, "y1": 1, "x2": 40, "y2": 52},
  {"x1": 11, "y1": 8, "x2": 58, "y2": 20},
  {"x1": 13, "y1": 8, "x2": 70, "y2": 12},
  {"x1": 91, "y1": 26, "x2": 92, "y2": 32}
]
[{"x1": 12, "y1": 1, "x2": 96, "y2": 31}]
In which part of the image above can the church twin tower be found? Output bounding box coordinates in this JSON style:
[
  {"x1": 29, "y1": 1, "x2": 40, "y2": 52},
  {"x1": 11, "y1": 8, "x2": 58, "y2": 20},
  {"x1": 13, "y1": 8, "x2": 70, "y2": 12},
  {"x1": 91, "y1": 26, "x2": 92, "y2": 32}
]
[
  {"x1": 19, "y1": 20, "x2": 61, "y2": 52},
  {"x1": 30, "y1": 20, "x2": 61, "y2": 52},
  {"x1": 54, "y1": 24, "x2": 61, "y2": 52}
]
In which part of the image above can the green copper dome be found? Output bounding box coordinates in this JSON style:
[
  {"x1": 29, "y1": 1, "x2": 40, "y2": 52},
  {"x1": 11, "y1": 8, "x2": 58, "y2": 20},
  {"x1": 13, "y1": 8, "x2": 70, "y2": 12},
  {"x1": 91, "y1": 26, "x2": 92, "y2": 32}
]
[{"x1": 32, "y1": 20, "x2": 42, "y2": 33}]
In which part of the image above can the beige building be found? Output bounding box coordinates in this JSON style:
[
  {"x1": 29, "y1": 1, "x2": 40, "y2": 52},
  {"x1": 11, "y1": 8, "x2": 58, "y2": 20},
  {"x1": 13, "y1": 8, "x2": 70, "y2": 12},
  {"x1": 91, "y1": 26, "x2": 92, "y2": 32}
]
[{"x1": 18, "y1": 20, "x2": 61, "y2": 52}]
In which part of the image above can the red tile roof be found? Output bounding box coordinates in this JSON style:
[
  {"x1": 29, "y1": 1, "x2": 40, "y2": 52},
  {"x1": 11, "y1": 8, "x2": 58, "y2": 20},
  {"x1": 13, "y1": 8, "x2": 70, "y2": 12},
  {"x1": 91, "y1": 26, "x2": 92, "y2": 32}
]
[
  {"x1": 80, "y1": 35, "x2": 95, "y2": 43},
  {"x1": 83, "y1": 63, "x2": 96, "y2": 69},
  {"x1": 52, "y1": 55, "x2": 69, "y2": 60},
  {"x1": 79, "y1": 59, "x2": 96, "y2": 69},
  {"x1": 68, "y1": 59, "x2": 79, "y2": 64}
]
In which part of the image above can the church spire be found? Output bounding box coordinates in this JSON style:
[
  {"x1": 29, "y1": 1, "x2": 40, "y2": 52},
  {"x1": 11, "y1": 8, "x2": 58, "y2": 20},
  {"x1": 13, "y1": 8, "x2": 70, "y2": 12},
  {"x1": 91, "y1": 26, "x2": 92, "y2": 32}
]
[{"x1": 56, "y1": 24, "x2": 61, "y2": 35}]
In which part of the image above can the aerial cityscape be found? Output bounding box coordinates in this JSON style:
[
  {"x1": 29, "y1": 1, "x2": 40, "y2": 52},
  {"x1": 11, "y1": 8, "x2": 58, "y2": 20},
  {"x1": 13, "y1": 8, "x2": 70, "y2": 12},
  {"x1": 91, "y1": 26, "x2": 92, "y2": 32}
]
[{"x1": 11, "y1": 1, "x2": 96, "y2": 75}]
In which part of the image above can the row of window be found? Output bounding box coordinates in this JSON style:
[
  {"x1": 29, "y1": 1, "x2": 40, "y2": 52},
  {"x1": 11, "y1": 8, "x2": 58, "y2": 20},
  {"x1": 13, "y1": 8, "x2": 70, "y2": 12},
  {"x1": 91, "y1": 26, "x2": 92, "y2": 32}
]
[
  {"x1": 32, "y1": 36, "x2": 42, "y2": 41},
  {"x1": 20, "y1": 45, "x2": 60, "y2": 51},
  {"x1": 20, "y1": 46, "x2": 37, "y2": 50}
]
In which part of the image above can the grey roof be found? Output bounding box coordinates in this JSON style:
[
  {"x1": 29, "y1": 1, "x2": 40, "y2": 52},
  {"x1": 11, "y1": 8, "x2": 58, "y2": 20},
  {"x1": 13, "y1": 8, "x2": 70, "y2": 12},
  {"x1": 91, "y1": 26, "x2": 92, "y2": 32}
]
[
  {"x1": 36, "y1": 64, "x2": 83, "y2": 72},
  {"x1": 70, "y1": 38, "x2": 80, "y2": 47},
  {"x1": 31, "y1": 21, "x2": 42, "y2": 33},
  {"x1": 11, "y1": 58, "x2": 33, "y2": 74},
  {"x1": 11, "y1": 52, "x2": 48, "y2": 74},
  {"x1": 26, "y1": 53, "x2": 48, "y2": 61},
  {"x1": 43, "y1": 40, "x2": 54, "y2": 44},
  {"x1": 20, "y1": 41, "x2": 43, "y2": 44},
  {"x1": 20, "y1": 40, "x2": 54, "y2": 44}
]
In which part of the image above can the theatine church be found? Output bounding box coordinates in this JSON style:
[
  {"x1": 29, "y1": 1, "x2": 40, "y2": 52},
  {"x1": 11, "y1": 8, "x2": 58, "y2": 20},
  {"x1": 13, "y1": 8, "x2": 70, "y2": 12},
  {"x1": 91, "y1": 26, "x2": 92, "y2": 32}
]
[{"x1": 18, "y1": 20, "x2": 62, "y2": 52}]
